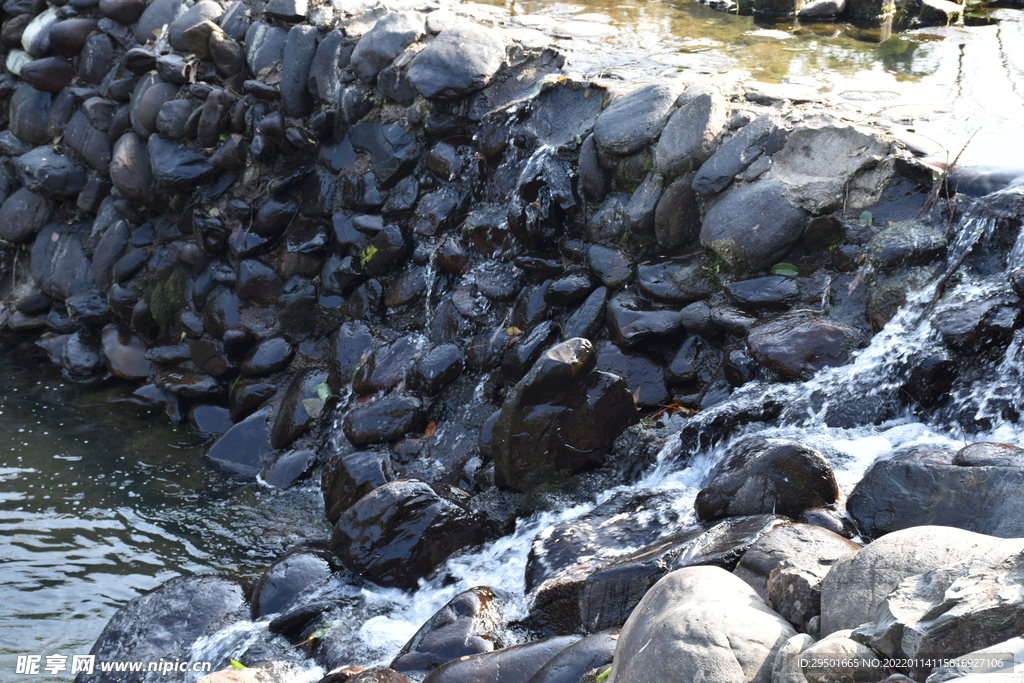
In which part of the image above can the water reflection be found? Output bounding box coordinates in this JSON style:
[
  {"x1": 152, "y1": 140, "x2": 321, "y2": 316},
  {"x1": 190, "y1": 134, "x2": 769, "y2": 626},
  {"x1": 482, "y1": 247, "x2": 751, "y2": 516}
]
[{"x1": 0, "y1": 347, "x2": 329, "y2": 660}]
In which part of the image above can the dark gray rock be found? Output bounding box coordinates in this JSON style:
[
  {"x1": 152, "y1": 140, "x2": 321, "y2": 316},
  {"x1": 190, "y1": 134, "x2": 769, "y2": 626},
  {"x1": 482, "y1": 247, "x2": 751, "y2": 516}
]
[
  {"x1": 585, "y1": 193, "x2": 628, "y2": 245},
  {"x1": 78, "y1": 33, "x2": 114, "y2": 85},
  {"x1": 31, "y1": 224, "x2": 93, "y2": 300},
  {"x1": 244, "y1": 22, "x2": 288, "y2": 75},
  {"x1": 271, "y1": 369, "x2": 328, "y2": 450},
  {"x1": 0, "y1": 188, "x2": 51, "y2": 243},
  {"x1": 422, "y1": 637, "x2": 581, "y2": 683},
  {"x1": 281, "y1": 24, "x2": 317, "y2": 117},
  {"x1": 135, "y1": 0, "x2": 184, "y2": 44},
  {"x1": 693, "y1": 114, "x2": 781, "y2": 195},
  {"x1": 866, "y1": 220, "x2": 947, "y2": 274},
  {"x1": 700, "y1": 180, "x2": 808, "y2": 271},
  {"x1": 148, "y1": 135, "x2": 214, "y2": 189},
  {"x1": 392, "y1": 587, "x2": 501, "y2": 675},
  {"x1": 75, "y1": 576, "x2": 246, "y2": 683},
  {"x1": 99, "y1": 0, "x2": 146, "y2": 25},
  {"x1": 15, "y1": 147, "x2": 87, "y2": 198},
  {"x1": 564, "y1": 286, "x2": 609, "y2": 341},
  {"x1": 343, "y1": 394, "x2": 424, "y2": 446},
  {"x1": 331, "y1": 479, "x2": 490, "y2": 589},
  {"x1": 595, "y1": 341, "x2": 668, "y2": 407},
  {"x1": 408, "y1": 24, "x2": 505, "y2": 100},
  {"x1": 109, "y1": 132, "x2": 155, "y2": 206},
  {"x1": 206, "y1": 409, "x2": 271, "y2": 475},
  {"x1": 654, "y1": 176, "x2": 701, "y2": 250},
  {"x1": 241, "y1": 337, "x2": 293, "y2": 377},
  {"x1": 847, "y1": 459, "x2": 1024, "y2": 538},
  {"x1": 63, "y1": 111, "x2": 111, "y2": 172},
  {"x1": 954, "y1": 442, "x2": 1024, "y2": 467},
  {"x1": 526, "y1": 631, "x2": 618, "y2": 683},
  {"x1": 168, "y1": 0, "x2": 220, "y2": 51},
  {"x1": 726, "y1": 276, "x2": 799, "y2": 310},
  {"x1": 131, "y1": 79, "x2": 179, "y2": 138},
  {"x1": 155, "y1": 99, "x2": 194, "y2": 140},
  {"x1": 695, "y1": 439, "x2": 839, "y2": 523},
  {"x1": 62, "y1": 331, "x2": 105, "y2": 375},
  {"x1": 654, "y1": 89, "x2": 729, "y2": 178},
  {"x1": 266, "y1": 0, "x2": 307, "y2": 22},
  {"x1": 351, "y1": 12, "x2": 425, "y2": 85},
  {"x1": 593, "y1": 83, "x2": 682, "y2": 156},
  {"x1": 747, "y1": 314, "x2": 859, "y2": 381},
  {"x1": 492, "y1": 338, "x2": 636, "y2": 492},
  {"x1": 9, "y1": 84, "x2": 52, "y2": 147},
  {"x1": 606, "y1": 290, "x2": 682, "y2": 346},
  {"x1": 251, "y1": 549, "x2": 333, "y2": 618},
  {"x1": 321, "y1": 448, "x2": 392, "y2": 524},
  {"x1": 20, "y1": 56, "x2": 76, "y2": 92},
  {"x1": 587, "y1": 245, "x2": 632, "y2": 288},
  {"x1": 636, "y1": 255, "x2": 717, "y2": 304}
]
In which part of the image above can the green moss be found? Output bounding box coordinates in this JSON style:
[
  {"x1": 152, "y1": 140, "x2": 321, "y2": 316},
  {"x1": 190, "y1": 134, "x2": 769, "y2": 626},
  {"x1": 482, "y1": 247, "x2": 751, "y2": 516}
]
[{"x1": 146, "y1": 262, "x2": 190, "y2": 333}]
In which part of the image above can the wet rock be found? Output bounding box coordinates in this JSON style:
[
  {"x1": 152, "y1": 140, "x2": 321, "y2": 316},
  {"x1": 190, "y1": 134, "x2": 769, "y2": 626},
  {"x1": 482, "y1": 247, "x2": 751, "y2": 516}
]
[
  {"x1": 819, "y1": 526, "x2": 1024, "y2": 635},
  {"x1": 526, "y1": 631, "x2": 618, "y2": 683},
  {"x1": 189, "y1": 405, "x2": 232, "y2": 437},
  {"x1": 408, "y1": 24, "x2": 505, "y2": 100},
  {"x1": 241, "y1": 338, "x2": 293, "y2": 377},
  {"x1": 587, "y1": 245, "x2": 632, "y2": 288},
  {"x1": 31, "y1": 224, "x2": 93, "y2": 301},
  {"x1": 251, "y1": 549, "x2": 333, "y2": 619},
  {"x1": 331, "y1": 479, "x2": 490, "y2": 589},
  {"x1": 236, "y1": 259, "x2": 281, "y2": 307},
  {"x1": 866, "y1": 220, "x2": 947, "y2": 274},
  {"x1": 594, "y1": 341, "x2": 668, "y2": 407},
  {"x1": 733, "y1": 523, "x2": 859, "y2": 629},
  {"x1": 281, "y1": 25, "x2": 317, "y2": 117},
  {"x1": 148, "y1": 135, "x2": 215, "y2": 189},
  {"x1": 695, "y1": 440, "x2": 838, "y2": 523},
  {"x1": 564, "y1": 286, "x2": 609, "y2": 341},
  {"x1": 110, "y1": 132, "x2": 155, "y2": 205},
  {"x1": 136, "y1": 0, "x2": 184, "y2": 44},
  {"x1": 16, "y1": 147, "x2": 87, "y2": 198},
  {"x1": 392, "y1": 587, "x2": 501, "y2": 675},
  {"x1": 654, "y1": 88, "x2": 729, "y2": 178},
  {"x1": 847, "y1": 459, "x2": 1024, "y2": 539},
  {"x1": 190, "y1": 339, "x2": 234, "y2": 379},
  {"x1": 328, "y1": 321, "x2": 374, "y2": 389},
  {"x1": 100, "y1": 325, "x2": 153, "y2": 380},
  {"x1": 693, "y1": 113, "x2": 781, "y2": 196},
  {"x1": 351, "y1": 12, "x2": 425, "y2": 85},
  {"x1": 726, "y1": 276, "x2": 799, "y2": 310},
  {"x1": 422, "y1": 637, "x2": 581, "y2": 683},
  {"x1": 350, "y1": 121, "x2": 420, "y2": 188},
  {"x1": 205, "y1": 408, "x2": 271, "y2": 475},
  {"x1": 771, "y1": 119, "x2": 892, "y2": 213},
  {"x1": 931, "y1": 285, "x2": 1019, "y2": 352},
  {"x1": 546, "y1": 273, "x2": 593, "y2": 308},
  {"x1": 361, "y1": 225, "x2": 409, "y2": 276},
  {"x1": 9, "y1": 84, "x2": 53, "y2": 147},
  {"x1": 584, "y1": 194, "x2": 628, "y2": 245},
  {"x1": 155, "y1": 366, "x2": 225, "y2": 399},
  {"x1": 606, "y1": 290, "x2": 682, "y2": 345},
  {"x1": 607, "y1": 566, "x2": 795, "y2": 683},
  {"x1": 78, "y1": 34, "x2": 114, "y2": 85},
  {"x1": 412, "y1": 344, "x2": 464, "y2": 394},
  {"x1": 271, "y1": 370, "x2": 329, "y2": 450},
  {"x1": 593, "y1": 83, "x2": 682, "y2": 156},
  {"x1": 353, "y1": 336, "x2": 422, "y2": 394},
  {"x1": 99, "y1": 0, "x2": 146, "y2": 24},
  {"x1": 322, "y1": 448, "x2": 392, "y2": 524},
  {"x1": 700, "y1": 179, "x2": 808, "y2": 272},
  {"x1": 343, "y1": 394, "x2": 424, "y2": 446},
  {"x1": 502, "y1": 321, "x2": 560, "y2": 381},
  {"x1": 63, "y1": 111, "x2": 112, "y2": 172},
  {"x1": 954, "y1": 442, "x2": 1024, "y2": 467},
  {"x1": 261, "y1": 449, "x2": 317, "y2": 489},
  {"x1": 636, "y1": 255, "x2": 716, "y2": 304},
  {"x1": 21, "y1": 56, "x2": 76, "y2": 92},
  {"x1": 77, "y1": 576, "x2": 246, "y2": 683},
  {"x1": 492, "y1": 338, "x2": 636, "y2": 492},
  {"x1": 747, "y1": 314, "x2": 859, "y2": 381},
  {"x1": 62, "y1": 331, "x2": 105, "y2": 375},
  {"x1": 579, "y1": 134, "x2": 608, "y2": 202},
  {"x1": 0, "y1": 188, "x2": 51, "y2": 243},
  {"x1": 230, "y1": 382, "x2": 275, "y2": 421}
]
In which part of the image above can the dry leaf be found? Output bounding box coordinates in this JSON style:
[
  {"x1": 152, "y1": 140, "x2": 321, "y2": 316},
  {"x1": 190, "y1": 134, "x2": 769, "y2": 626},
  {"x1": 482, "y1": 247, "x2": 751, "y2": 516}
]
[{"x1": 424, "y1": 422, "x2": 437, "y2": 437}]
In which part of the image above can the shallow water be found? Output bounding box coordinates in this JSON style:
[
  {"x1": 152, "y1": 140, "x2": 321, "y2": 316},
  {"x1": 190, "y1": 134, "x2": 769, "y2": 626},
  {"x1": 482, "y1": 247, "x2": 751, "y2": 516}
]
[
  {"x1": 0, "y1": 351, "x2": 329, "y2": 663},
  {"x1": 486, "y1": 0, "x2": 1024, "y2": 171}
]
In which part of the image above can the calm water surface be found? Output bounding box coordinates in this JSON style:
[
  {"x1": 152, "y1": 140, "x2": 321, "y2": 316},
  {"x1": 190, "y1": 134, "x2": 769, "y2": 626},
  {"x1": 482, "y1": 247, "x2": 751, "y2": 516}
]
[{"x1": 0, "y1": 347, "x2": 328, "y2": 663}]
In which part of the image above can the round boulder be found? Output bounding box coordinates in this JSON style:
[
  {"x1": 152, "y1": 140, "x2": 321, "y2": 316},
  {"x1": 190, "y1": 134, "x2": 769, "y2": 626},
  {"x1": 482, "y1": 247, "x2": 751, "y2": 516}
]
[{"x1": 408, "y1": 24, "x2": 505, "y2": 100}]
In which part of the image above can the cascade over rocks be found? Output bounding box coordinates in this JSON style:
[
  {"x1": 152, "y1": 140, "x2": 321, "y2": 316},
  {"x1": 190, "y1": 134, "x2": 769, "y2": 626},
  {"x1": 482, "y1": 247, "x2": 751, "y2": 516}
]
[{"x1": 0, "y1": 0, "x2": 985, "y2": 674}]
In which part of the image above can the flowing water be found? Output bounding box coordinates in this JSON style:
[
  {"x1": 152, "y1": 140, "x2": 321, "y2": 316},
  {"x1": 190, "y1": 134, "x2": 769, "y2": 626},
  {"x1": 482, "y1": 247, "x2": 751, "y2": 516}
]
[{"x1": 3, "y1": 0, "x2": 1024, "y2": 675}]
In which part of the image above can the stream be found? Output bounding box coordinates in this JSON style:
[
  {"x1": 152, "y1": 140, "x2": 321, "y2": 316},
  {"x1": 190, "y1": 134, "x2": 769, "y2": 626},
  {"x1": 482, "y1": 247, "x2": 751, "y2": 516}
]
[{"x1": 2, "y1": 0, "x2": 1023, "y2": 676}]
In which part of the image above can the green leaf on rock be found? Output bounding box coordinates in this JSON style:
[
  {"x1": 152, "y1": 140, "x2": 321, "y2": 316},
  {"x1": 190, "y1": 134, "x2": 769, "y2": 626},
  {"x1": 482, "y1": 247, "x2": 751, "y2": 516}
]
[
  {"x1": 315, "y1": 382, "x2": 331, "y2": 402},
  {"x1": 859, "y1": 210, "x2": 872, "y2": 227},
  {"x1": 301, "y1": 398, "x2": 324, "y2": 419},
  {"x1": 770, "y1": 263, "x2": 799, "y2": 277},
  {"x1": 229, "y1": 660, "x2": 246, "y2": 670}
]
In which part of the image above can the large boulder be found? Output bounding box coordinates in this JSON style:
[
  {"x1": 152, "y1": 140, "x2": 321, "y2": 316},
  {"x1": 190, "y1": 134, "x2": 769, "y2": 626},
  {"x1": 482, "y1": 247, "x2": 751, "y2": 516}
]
[
  {"x1": 847, "y1": 459, "x2": 1024, "y2": 538},
  {"x1": 77, "y1": 576, "x2": 247, "y2": 683},
  {"x1": 861, "y1": 554, "x2": 1024, "y2": 680},
  {"x1": 607, "y1": 566, "x2": 796, "y2": 683},
  {"x1": 694, "y1": 439, "x2": 839, "y2": 522},
  {"x1": 819, "y1": 526, "x2": 1024, "y2": 635},
  {"x1": 693, "y1": 113, "x2": 782, "y2": 196},
  {"x1": 492, "y1": 338, "x2": 636, "y2": 492},
  {"x1": 408, "y1": 24, "x2": 505, "y2": 100},
  {"x1": 700, "y1": 180, "x2": 807, "y2": 271},
  {"x1": 653, "y1": 87, "x2": 729, "y2": 178},
  {"x1": 593, "y1": 83, "x2": 683, "y2": 156},
  {"x1": 350, "y1": 12, "x2": 425, "y2": 84},
  {"x1": 746, "y1": 314, "x2": 860, "y2": 381},
  {"x1": 330, "y1": 479, "x2": 491, "y2": 589}
]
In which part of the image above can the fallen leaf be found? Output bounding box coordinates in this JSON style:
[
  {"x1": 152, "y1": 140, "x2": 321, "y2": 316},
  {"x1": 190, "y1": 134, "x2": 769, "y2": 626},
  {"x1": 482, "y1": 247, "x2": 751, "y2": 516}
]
[{"x1": 424, "y1": 422, "x2": 437, "y2": 437}]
